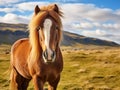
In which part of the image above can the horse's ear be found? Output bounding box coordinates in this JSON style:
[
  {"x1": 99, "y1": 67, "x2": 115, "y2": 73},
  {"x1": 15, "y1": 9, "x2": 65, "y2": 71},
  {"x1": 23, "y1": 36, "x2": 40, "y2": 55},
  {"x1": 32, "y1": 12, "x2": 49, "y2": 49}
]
[
  {"x1": 53, "y1": 4, "x2": 59, "y2": 13},
  {"x1": 35, "y1": 5, "x2": 40, "y2": 14}
]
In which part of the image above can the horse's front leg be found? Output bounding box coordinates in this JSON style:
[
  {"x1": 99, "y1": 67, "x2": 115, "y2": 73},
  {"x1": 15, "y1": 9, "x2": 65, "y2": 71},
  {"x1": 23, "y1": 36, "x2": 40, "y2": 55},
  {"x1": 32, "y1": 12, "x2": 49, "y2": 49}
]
[
  {"x1": 33, "y1": 75, "x2": 45, "y2": 90},
  {"x1": 48, "y1": 75, "x2": 60, "y2": 90}
]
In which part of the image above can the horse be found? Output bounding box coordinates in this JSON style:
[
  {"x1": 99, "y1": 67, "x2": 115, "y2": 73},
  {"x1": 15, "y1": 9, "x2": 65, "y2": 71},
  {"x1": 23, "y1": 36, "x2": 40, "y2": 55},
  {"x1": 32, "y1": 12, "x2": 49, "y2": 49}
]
[{"x1": 10, "y1": 4, "x2": 63, "y2": 90}]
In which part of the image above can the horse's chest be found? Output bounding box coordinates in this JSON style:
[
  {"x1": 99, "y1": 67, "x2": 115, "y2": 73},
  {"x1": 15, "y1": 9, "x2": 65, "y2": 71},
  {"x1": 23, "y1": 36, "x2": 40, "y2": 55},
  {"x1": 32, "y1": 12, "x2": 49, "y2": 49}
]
[
  {"x1": 41, "y1": 65, "x2": 59, "y2": 79},
  {"x1": 44, "y1": 66, "x2": 57, "y2": 74},
  {"x1": 45, "y1": 67, "x2": 58, "y2": 81}
]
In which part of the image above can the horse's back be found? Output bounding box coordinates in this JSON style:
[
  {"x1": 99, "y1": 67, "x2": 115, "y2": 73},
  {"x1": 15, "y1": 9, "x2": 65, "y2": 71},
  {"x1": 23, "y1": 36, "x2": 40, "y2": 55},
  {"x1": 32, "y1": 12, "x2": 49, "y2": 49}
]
[
  {"x1": 11, "y1": 38, "x2": 31, "y2": 78},
  {"x1": 11, "y1": 38, "x2": 31, "y2": 57}
]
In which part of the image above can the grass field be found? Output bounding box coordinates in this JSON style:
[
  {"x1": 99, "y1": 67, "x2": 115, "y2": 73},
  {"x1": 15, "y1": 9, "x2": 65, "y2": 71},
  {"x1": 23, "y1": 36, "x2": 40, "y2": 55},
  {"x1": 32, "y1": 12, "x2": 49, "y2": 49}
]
[{"x1": 0, "y1": 44, "x2": 120, "y2": 90}]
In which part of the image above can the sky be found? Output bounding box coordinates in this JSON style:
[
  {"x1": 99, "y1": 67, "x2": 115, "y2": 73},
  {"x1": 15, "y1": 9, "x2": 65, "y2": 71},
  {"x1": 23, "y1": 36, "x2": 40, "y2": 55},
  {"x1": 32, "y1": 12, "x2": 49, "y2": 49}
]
[{"x1": 0, "y1": 0, "x2": 120, "y2": 44}]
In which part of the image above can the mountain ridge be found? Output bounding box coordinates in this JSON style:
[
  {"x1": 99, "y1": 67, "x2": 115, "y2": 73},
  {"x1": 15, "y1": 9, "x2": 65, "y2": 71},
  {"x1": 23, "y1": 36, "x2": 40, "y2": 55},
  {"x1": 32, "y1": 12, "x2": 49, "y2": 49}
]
[{"x1": 0, "y1": 23, "x2": 119, "y2": 47}]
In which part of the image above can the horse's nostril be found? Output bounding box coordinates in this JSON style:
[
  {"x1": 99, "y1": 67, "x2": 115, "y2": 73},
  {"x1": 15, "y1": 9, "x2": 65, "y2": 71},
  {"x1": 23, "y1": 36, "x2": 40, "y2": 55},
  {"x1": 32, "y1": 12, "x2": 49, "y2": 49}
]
[
  {"x1": 51, "y1": 51, "x2": 55, "y2": 59},
  {"x1": 43, "y1": 50, "x2": 48, "y2": 59},
  {"x1": 42, "y1": 50, "x2": 56, "y2": 63}
]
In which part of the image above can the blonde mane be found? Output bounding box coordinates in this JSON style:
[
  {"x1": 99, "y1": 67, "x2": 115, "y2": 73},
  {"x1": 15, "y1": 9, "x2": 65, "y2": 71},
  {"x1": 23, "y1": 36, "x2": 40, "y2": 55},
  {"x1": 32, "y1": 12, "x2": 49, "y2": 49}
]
[{"x1": 29, "y1": 4, "x2": 63, "y2": 63}]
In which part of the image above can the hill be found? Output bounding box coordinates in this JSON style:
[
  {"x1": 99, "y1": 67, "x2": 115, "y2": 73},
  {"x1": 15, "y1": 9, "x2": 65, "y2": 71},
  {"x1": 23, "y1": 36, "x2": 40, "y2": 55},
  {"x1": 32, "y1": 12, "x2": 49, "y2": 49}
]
[{"x1": 0, "y1": 23, "x2": 119, "y2": 47}]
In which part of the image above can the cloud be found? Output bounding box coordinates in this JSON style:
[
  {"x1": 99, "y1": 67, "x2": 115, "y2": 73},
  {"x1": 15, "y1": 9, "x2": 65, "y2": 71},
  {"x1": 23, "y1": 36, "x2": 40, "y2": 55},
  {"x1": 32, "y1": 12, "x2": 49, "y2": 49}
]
[
  {"x1": 1, "y1": 2, "x2": 120, "y2": 25},
  {"x1": 16, "y1": 2, "x2": 49, "y2": 11},
  {"x1": 72, "y1": 22, "x2": 94, "y2": 30},
  {"x1": 82, "y1": 29, "x2": 114, "y2": 42},
  {"x1": 0, "y1": 0, "x2": 19, "y2": 5},
  {"x1": 102, "y1": 23, "x2": 120, "y2": 30},
  {"x1": 0, "y1": 2, "x2": 49, "y2": 24},
  {"x1": 0, "y1": 13, "x2": 29, "y2": 24},
  {"x1": 82, "y1": 29, "x2": 106, "y2": 37},
  {"x1": 61, "y1": 3, "x2": 120, "y2": 23},
  {"x1": 60, "y1": 3, "x2": 120, "y2": 43},
  {"x1": 0, "y1": 1, "x2": 49, "y2": 13},
  {"x1": 55, "y1": 0, "x2": 80, "y2": 3},
  {"x1": 0, "y1": 7, "x2": 16, "y2": 13},
  {"x1": 0, "y1": 2, "x2": 120, "y2": 44},
  {"x1": 82, "y1": 29, "x2": 120, "y2": 43},
  {"x1": 72, "y1": 22, "x2": 120, "y2": 31}
]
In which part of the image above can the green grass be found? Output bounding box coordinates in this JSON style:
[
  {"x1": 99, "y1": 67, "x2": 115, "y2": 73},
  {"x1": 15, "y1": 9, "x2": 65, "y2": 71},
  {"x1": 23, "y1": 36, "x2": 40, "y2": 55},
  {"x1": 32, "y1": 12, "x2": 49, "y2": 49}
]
[
  {"x1": 0, "y1": 44, "x2": 10, "y2": 90},
  {"x1": 0, "y1": 45, "x2": 120, "y2": 90}
]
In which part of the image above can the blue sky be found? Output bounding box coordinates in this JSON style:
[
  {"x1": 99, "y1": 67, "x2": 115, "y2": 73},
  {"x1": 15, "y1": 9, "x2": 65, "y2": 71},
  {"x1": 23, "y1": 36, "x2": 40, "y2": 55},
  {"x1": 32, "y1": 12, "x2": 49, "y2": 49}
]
[{"x1": 0, "y1": 0, "x2": 120, "y2": 44}]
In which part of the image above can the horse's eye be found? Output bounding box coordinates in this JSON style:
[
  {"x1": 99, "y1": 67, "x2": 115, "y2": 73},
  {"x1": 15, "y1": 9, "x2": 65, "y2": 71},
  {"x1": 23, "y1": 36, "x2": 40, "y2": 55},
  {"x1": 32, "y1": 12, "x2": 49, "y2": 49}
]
[{"x1": 36, "y1": 26, "x2": 41, "y2": 31}]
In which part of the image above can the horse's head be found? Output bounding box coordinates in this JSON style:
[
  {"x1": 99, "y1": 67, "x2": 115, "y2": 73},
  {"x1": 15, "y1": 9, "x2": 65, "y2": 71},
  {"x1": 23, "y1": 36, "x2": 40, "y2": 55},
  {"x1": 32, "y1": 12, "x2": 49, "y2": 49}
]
[{"x1": 29, "y1": 4, "x2": 63, "y2": 63}]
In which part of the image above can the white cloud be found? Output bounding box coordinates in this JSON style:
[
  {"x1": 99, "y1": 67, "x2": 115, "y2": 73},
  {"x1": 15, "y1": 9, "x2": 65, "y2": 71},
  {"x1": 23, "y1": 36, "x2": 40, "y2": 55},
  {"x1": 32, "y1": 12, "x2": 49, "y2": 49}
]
[
  {"x1": 102, "y1": 23, "x2": 120, "y2": 30},
  {"x1": 61, "y1": 3, "x2": 120, "y2": 43},
  {"x1": 115, "y1": 9, "x2": 120, "y2": 15},
  {"x1": 82, "y1": 29, "x2": 120, "y2": 44},
  {"x1": 72, "y1": 22, "x2": 120, "y2": 31},
  {"x1": 0, "y1": 0, "x2": 19, "y2": 5},
  {"x1": 0, "y1": 2, "x2": 49, "y2": 24},
  {"x1": 0, "y1": 2, "x2": 120, "y2": 44},
  {"x1": 16, "y1": 2, "x2": 49, "y2": 11},
  {"x1": 0, "y1": 1, "x2": 49, "y2": 13},
  {"x1": 72, "y1": 22, "x2": 94, "y2": 30},
  {"x1": 82, "y1": 29, "x2": 106, "y2": 37},
  {"x1": 61, "y1": 3, "x2": 120, "y2": 23},
  {"x1": 0, "y1": 8, "x2": 16, "y2": 13},
  {"x1": 96, "y1": 29, "x2": 107, "y2": 36},
  {"x1": 0, "y1": 13, "x2": 29, "y2": 24}
]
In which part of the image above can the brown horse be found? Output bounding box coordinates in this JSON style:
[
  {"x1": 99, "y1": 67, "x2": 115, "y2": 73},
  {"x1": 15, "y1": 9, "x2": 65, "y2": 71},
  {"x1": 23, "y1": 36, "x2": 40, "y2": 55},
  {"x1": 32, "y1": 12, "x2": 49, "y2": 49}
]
[{"x1": 10, "y1": 4, "x2": 63, "y2": 90}]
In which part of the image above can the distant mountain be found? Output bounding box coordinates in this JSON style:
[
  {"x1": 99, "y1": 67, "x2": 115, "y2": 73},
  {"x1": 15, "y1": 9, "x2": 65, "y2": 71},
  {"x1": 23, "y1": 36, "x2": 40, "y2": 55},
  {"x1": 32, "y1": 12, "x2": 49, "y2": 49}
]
[
  {"x1": 62, "y1": 31, "x2": 119, "y2": 46},
  {"x1": 0, "y1": 22, "x2": 27, "y2": 31},
  {"x1": 0, "y1": 23, "x2": 119, "y2": 47}
]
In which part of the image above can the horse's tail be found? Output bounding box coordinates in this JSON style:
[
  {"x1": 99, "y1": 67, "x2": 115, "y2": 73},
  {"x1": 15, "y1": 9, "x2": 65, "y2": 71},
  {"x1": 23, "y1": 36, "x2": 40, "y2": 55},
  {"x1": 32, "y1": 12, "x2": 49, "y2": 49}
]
[
  {"x1": 9, "y1": 47, "x2": 17, "y2": 90},
  {"x1": 9, "y1": 67, "x2": 17, "y2": 90}
]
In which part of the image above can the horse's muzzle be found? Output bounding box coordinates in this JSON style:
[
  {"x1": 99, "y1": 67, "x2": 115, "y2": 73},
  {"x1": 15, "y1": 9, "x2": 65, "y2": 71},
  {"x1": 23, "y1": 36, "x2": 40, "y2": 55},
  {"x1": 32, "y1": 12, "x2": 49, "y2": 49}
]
[{"x1": 42, "y1": 50, "x2": 56, "y2": 63}]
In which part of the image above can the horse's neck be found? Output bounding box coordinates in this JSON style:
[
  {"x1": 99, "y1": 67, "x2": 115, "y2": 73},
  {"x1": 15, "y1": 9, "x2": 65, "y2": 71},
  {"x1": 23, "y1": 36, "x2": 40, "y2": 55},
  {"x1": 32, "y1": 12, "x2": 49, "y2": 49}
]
[{"x1": 56, "y1": 46, "x2": 61, "y2": 55}]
